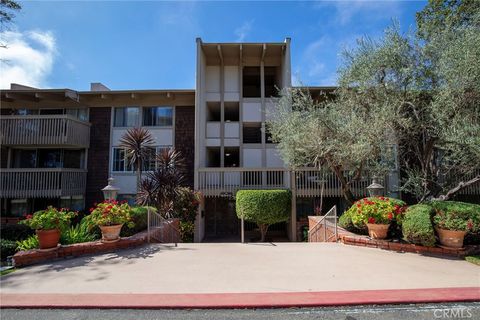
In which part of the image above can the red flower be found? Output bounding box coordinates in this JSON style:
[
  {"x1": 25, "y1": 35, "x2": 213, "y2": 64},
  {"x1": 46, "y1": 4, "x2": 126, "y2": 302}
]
[
  {"x1": 26, "y1": 214, "x2": 33, "y2": 220},
  {"x1": 89, "y1": 207, "x2": 94, "y2": 212},
  {"x1": 356, "y1": 203, "x2": 361, "y2": 208},
  {"x1": 467, "y1": 220, "x2": 473, "y2": 230},
  {"x1": 368, "y1": 217, "x2": 376, "y2": 224},
  {"x1": 387, "y1": 213, "x2": 393, "y2": 220}
]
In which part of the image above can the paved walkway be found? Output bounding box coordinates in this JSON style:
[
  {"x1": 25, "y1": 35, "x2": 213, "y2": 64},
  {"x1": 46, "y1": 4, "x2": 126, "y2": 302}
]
[{"x1": 1, "y1": 243, "x2": 478, "y2": 294}]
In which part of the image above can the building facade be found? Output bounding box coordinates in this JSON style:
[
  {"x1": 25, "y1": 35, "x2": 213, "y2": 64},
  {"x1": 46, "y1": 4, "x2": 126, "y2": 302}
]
[{"x1": 1, "y1": 39, "x2": 477, "y2": 241}]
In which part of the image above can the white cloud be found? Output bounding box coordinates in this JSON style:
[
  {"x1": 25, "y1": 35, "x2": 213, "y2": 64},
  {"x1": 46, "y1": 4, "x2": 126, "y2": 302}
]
[
  {"x1": 234, "y1": 20, "x2": 253, "y2": 42},
  {"x1": 0, "y1": 30, "x2": 57, "y2": 89},
  {"x1": 315, "y1": 0, "x2": 401, "y2": 25}
]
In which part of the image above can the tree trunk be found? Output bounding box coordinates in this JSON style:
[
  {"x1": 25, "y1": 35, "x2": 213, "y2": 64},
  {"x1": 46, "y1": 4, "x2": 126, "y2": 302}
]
[
  {"x1": 435, "y1": 175, "x2": 480, "y2": 201},
  {"x1": 330, "y1": 164, "x2": 355, "y2": 206},
  {"x1": 259, "y1": 224, "x2": 269, "y2": 242}
]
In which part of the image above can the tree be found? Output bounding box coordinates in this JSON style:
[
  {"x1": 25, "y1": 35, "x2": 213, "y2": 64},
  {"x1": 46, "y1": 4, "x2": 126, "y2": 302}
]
[
  {"x1": 236, "y1": 190, "x2": 291, "y2": 242},
  {"x1": 269, "y1": 2, "x2": 480, "y2": 203},
  {"x1": 1, "y1": 0, "x2": 21, "y2": 50},
  {"x1": 136, "y1": 148, "x2": 186, "y2": 218},
  {"x1": 119, "y1": 127, "x2": 155, "y2": 192}
]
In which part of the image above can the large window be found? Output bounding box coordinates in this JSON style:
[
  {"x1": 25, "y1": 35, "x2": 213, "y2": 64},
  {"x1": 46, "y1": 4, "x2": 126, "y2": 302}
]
[
  {"x1": 144, "y1": 146, "x2": 172, "y2": 171},
  {"x1": 113, "y1": 107, "x2": 139, "y2": 127},
  {"x1": 112, "y1": 148, "x2": 132, "y2": 172},
  {"x1": 143, "y1": 106, "x2": 173, "y2": 126},
  {"x1": 11, "y1": 149, "x2": 84, "y2": 169}
]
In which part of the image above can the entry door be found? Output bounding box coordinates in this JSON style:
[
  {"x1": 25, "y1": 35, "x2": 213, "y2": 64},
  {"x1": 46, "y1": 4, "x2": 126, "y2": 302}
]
[{"x1": 205, "y1": 198, "x2": 239, "y2": 237}]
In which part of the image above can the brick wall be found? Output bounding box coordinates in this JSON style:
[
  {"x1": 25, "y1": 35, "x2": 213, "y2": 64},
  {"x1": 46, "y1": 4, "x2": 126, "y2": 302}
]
[
  {"x1": 86, "y1": 107, "x2": 111, "y2": 208},
  {"x1": 175, "y1": 106, "x2": 195, "y2": 187}
]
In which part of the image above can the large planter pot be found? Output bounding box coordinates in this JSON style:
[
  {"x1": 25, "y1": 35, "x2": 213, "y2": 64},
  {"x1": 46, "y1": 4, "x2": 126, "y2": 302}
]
[
  {"x1": 366, "y1": 223, "x2": 390, "y2": 240},
  {"x1": 436, "y1": 227, "x2": 466, "y2": 249},
  {"x1": 36, "y1": 229, "x2": 61, "y2": 250},
  {"x1": 99, "y1": 224, "x2": 123, "y2": 243}
]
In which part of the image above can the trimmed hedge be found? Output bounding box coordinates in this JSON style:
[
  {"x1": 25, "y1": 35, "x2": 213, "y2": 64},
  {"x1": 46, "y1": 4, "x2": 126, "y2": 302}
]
[
  {"x1": 402, "y1": 204, "x2": 436, "y2": 247},
  {"x1": 236, "y1": 190, "x2": 291, "y2": 241}
]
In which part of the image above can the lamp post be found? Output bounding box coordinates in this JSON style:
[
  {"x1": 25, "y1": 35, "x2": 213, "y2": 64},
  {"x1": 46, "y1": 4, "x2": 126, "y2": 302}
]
[
  {"x1": 101, "y1": 177, "x2": 120, "y2": 201},
  {"x1": 367, "y1": 176, "x2": 385, "y2": 197}
]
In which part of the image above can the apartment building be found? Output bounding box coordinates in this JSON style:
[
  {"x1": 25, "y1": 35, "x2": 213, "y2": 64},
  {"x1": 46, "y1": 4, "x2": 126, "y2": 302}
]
[{"x1": 3, "y1": 38, "x2": 476, "y2": 241}]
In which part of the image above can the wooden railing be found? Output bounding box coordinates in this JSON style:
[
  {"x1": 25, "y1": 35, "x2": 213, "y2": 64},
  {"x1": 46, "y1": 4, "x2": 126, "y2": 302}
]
[
  {"x1": 197, "y1": 167, "x2": 373, "y2": 198},
  {"x1": 0, "y1": 168, "x2": 87, "y2": 198},
  {"x1": 0, "y1": 115, "x2": 90, "y2": 147}
]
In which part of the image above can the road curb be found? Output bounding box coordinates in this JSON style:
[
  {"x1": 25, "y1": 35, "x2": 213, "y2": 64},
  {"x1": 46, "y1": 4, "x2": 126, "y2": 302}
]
[{"x1": 1, "y1": 287, "x2": 479, "y2": 309}]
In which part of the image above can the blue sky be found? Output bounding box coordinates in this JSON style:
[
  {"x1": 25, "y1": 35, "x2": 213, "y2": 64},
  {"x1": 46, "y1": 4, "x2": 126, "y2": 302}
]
[{"x1": 0, "y1": 0, "x2": 426, "y2": 90}]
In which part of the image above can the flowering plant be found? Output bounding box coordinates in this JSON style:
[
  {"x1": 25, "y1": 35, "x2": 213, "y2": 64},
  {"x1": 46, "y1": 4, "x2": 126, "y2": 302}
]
[
  {"x1": 20, "y1": 206, "x2": 75, "y2": 231},
  {"x1": 85, "y1": 200, "x2": 134, "y2": 228},
  {"x1": 433, "y1": 210, "x2": 476, "y2": 232},
  {"x1": 351, "y1": 196, "x2": 406, "y2": 226}
]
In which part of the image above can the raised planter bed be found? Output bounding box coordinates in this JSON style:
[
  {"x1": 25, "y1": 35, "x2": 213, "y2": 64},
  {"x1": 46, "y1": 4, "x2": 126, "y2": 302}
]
[
  {"x1": 339, "y1": 234, "x2": 480, "y2": 258},
  {"x1": 12, "y1": 231, "x2": 148, "y2": 267}
]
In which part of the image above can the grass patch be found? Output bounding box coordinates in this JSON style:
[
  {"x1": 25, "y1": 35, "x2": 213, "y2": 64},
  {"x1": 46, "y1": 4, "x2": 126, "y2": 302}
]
[
  {"x1": 465, "y1": 256, "x2": 480, "y2": 266},
  {"x1": 0, "y1": 268, "x2": 16, "y2": 276}
]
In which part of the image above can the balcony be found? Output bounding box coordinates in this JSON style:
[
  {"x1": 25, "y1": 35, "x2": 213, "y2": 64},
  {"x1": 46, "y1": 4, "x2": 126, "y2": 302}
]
[
  {"x1": 0, "y1": 115, "x2": 90, "y2": 147},
  {"x1": 0, "y1": 168, "x2": 87, "y2": 198},
  {"x1": 197, "y1": 168, "x2": 372, "y2": 198}
]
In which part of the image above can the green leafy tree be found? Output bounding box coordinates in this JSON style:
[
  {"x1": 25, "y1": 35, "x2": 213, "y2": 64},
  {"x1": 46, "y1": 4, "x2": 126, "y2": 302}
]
[{"x1": 236, "y1": 190, "x2": 291, "y2": 242}]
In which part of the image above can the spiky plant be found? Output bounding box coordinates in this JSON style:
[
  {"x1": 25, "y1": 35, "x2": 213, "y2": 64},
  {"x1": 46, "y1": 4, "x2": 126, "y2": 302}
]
[
  {"x1": 119, "y1": 127, "x2": 155, "y2": 191},
  {"x1": 136, "y1": 148, "x2": 186, "y2": 218}
]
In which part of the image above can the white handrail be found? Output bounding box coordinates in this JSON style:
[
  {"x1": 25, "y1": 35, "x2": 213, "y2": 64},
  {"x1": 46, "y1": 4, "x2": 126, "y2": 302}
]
[
  {"x1": 308, "y1": 205, "x2": 337, "y2": 242},
  {"x1": 147, "y1": 208, "x2": 179, "y2": 246}
]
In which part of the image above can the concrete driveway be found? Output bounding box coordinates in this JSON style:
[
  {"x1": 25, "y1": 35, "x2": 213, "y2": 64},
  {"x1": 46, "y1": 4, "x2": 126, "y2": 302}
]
[{"x1": 1, "y1": 243, "x2": 479, "y2": 294}]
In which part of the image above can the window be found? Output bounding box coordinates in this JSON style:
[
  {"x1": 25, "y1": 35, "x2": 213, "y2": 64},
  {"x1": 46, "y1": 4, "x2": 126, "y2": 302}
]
[
  {"x1": 113, "y1": 107, "x2": 139, "y2": 127},
  {"x1": 12, "y1": 149, "x2": 36, "y2": 168},
  {"x1": 144, "y1": 146, "x2": 172, "y2": 171},
  {"x1": 37, "y1": 149, "x2": 62, "y2": 168},
  {"x1": 10, "y1": 199, "x2": 29, "y2": 217},
  {"x1": 243, "y1": 67, "x2": 261, "y2": 97},
  {"x1": 39, "y1": 109, "x2": 63, "y2": 115},
  {"x1": 143, "y1": 106, "x2": 173, "y2": 126},
  {"x1": 112, "y1": 148, "x2": 133, "y2": 172},
  {"x1": 60, "y1": 195, "x2": 84, "y2": 211},
  {"x1": 63, "y1": 150, "x2": 85, "y2": 168},
  {"x1": 66, "y1": 108, "x2": 88, "y2": 121}
]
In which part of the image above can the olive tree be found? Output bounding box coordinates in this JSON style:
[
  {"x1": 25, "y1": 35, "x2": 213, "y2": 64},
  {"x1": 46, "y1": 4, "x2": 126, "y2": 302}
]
[{"x1": 236, "y1": 190, "x2": 291, "y2": 242}]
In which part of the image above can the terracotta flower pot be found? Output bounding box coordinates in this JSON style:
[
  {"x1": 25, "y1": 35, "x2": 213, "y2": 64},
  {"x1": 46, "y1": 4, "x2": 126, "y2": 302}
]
[
  {"x1": 99, "y1": 224, "x2": 123, "y2": 243},
  {"x1": 366, "y1": 223, "x2": 389, "y2": 240},
  {"x1": 436, "y1": 227, "x2": 466, "y2": 249},
  {"x1": 36, "y1": 229, "x2": 61, "y2": 250}
]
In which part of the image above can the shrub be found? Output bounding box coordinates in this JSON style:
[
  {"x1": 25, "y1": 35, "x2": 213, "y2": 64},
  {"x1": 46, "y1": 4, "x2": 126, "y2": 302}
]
[
  {"x1": 60, "y1": 223, "x2": 97, "y2": 245},
  {"x1": 84, "y1": 200, "x2": 134, "y2": 228},
  {"x1": 179, "y1": 221, "x2": 195, "y2": 242},
  {"x1": 0, "y1": 224, "x2": 34, "y2": 241},
  {"x1": 350, "y1": 197, "x2": 406, "y2": 228},
  {"x1": 402, "y1": 204, "x2": 436, "y2": 247},
  {"x1": 120, "y1": 206, "x2": 153, "y2": 237},
  {"x1": 236, "y1": 190, "x2": 291, "y2": 242},
  {"x1": 1, "y1": 239, "x2": 17, "y2": 261},
  {"x1": 16, "y1": 235, "x2": 39, "y2": 251},
  {"x1": 173, "y1": 187, "x2": 201, "y2": 223},
  {"x1": 20, "y1": 206, "x2": 75, "y2": 231},
  {"x1": 338, "y1": 209, "x2": 368, "y2": 235}
]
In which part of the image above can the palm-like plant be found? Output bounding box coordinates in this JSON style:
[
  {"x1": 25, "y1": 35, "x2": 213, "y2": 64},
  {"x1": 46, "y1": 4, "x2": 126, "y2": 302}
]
[
  {"x1": 136, "y1": 148, "x2": 186, "y2": 218},
  {"x1": 119, "y1": 127, "x2": 155, "y2": 191}
]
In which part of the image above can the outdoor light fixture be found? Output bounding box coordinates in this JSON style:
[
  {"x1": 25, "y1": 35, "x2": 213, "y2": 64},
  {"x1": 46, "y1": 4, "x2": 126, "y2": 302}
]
[
  {"x1": 367, "y1": 177, "x2": 385, "y2": 197},
  {"x1": 225, "y1": 153, "x2": 231, "y2": 156},
  {"x1": 101, "y1": 177, "x2": 120, "y2": 200}
]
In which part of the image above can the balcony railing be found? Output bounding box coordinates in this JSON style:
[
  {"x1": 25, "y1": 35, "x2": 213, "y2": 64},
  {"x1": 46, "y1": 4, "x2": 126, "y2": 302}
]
[
  {"x1": 0, "y1": 115, "x2": 90, "y2": 147},
  {"x1": 197, "y1": 167, "x2": 373, "y2": 198},
  {"x1": 0, "y1": 168, "x2": 87, "y2": 198}
]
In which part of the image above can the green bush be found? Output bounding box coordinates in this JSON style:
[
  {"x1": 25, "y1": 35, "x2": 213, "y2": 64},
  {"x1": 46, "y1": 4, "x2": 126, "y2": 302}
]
[
  {"x1": 338, "y1": 209, "x2": 368, "y2": 235},
  {"x1": 60, "y1": 223, "x2": 97, "y2": 245},
  {"x1": 402, "y1": 204, "x2": 436, "y2": 247},
  {"x1": 120, "y1": 206, "x2": 153, "y2": 237},
  {"x1": 16, "y1": 235, "x2": 39, "y2": 251},
  {"x1": 173, "y1": 187, "x2": 201, "y2": 223},
  {"x1": 1, "y1": 239, "x2": 17, "y2": 261},
  {"x1": 0, "y1": 224, "x2": 34, "y2": 241},
  {"x1": 236, "y1": 189, "x2": 291, "y2": 242},
  {"x1": 179, "y1": 221, "x2": 195, "y2": 243}
]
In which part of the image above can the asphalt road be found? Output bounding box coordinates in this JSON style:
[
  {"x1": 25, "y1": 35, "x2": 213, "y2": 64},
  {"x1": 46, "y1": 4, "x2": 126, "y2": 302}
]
[{"x1": 2, "y1": 303, "x2": 479, "y2": 320}]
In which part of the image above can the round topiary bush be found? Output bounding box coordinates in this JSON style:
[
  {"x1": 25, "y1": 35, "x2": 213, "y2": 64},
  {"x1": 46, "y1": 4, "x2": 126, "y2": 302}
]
[
  {"x1": 402, "y1": 204, "x2": 436, "y2": 247},
  {"x1": 236, "y1": 189, "x2": 291, "y2": 242}
]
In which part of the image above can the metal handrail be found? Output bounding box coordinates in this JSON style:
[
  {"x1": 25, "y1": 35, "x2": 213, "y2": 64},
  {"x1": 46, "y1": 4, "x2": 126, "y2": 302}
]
[
  {"x1": 147, "y1": 207, "x2": 179, "y2": 246},
  {"x1": 308, "y1": 205, "x2": 338, "y2": 242}
]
